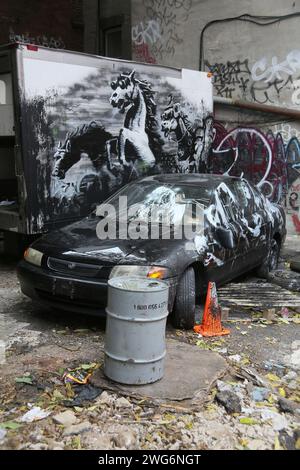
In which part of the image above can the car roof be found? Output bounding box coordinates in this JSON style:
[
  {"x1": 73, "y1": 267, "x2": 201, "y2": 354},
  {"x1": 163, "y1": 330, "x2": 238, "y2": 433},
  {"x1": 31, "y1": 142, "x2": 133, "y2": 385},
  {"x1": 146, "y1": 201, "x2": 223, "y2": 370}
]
[{"x1": 139, "y1": 173, "x2": 239, "y2": 189}]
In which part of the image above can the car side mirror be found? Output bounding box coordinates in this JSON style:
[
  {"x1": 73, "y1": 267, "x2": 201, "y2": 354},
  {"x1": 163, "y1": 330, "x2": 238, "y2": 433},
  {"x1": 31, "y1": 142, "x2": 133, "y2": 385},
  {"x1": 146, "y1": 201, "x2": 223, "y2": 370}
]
[{"x1": 215, "y1": 227, "x2": 236, "y2": 250}]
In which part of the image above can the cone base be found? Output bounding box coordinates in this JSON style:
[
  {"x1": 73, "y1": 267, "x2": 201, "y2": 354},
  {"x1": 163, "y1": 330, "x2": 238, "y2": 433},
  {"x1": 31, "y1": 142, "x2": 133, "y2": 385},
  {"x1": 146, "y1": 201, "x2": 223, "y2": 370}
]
[{"x1": 194, "y1": 324, "x2": 230, "y2": 337}]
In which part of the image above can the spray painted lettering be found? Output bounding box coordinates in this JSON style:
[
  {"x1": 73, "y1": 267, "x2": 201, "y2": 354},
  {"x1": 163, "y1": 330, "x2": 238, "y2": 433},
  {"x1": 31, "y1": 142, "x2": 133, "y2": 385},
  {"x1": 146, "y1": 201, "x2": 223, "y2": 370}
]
[
  {"x1": 9, "y1": 29, "x2": 65, "y2": 49},
  {"x1": 133, "y1": 0, "x2": 192, "y2": 61},
  {"x1": 131, "y1": 20, "x2": 161, "y2": 46},
  {"x1": 206, "y1": 52, "x2": 300, "y2": 106},
  {"x1": 131, "y1": 19, "x2": 159, "y2": 63},
  {"x1": 205, "y1": 60, "x2": 251, "y2": 99},
  {"x1": 210, "y1": 122, "x2": 300, "y2": 231},
  {"x1": 251, "y1": 50, "x2": 300, "y2": 83}
]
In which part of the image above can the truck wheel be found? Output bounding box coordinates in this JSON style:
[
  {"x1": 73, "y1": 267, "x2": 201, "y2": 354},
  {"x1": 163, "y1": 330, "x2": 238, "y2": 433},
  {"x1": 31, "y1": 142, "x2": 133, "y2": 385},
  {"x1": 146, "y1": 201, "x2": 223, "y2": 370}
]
[
  {"x1": 171, "y1": 267, "x2": 195, "y2": 330},
  {"x1": 256, "y1": 239, "x2": 279, "y2": 278}
]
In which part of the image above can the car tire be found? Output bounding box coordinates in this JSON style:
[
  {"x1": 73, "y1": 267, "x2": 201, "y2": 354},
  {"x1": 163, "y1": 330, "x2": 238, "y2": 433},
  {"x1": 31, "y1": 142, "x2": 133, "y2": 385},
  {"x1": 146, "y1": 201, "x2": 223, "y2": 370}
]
[
  {"x1": 171, "y1": 267, "x2": 196, "y2": 330},
  {"x1": 256, "y1": 238, "x2": 280, "y2": 278},
  {"x1": 290, "y1": 258, "x2": 300, "y2": 273}
]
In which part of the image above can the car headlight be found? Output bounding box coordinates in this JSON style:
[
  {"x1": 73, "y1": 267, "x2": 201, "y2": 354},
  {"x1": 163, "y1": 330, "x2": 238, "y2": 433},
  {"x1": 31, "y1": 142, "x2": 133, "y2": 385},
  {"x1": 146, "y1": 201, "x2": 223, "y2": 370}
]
[
  {"x1": 24, "y1": 247, "x2": 43, "y2": 267},
  {"x1": 109, "y1": 265, "x2": 171, "y2": 280}
]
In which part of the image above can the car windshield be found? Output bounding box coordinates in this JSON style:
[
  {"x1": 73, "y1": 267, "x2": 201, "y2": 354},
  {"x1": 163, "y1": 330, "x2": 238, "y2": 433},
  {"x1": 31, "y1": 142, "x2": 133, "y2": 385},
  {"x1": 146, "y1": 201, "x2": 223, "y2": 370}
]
[{"x1": 97, "y1": 181, "x2": 210, "y2": 226}]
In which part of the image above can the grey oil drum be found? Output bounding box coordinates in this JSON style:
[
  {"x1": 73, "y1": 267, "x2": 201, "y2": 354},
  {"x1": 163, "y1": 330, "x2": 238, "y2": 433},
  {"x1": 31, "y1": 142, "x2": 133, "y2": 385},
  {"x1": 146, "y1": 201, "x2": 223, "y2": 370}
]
[{"x1": 104, "y1": 277, "x2": 169, "y2": 385}]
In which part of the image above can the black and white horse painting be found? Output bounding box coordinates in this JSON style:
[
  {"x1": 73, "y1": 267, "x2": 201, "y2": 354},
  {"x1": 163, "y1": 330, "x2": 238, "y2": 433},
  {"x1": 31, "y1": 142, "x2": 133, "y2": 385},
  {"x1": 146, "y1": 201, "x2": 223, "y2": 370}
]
[{"x1": 108, "y1": 70, "x2": 162, "y2": 172}]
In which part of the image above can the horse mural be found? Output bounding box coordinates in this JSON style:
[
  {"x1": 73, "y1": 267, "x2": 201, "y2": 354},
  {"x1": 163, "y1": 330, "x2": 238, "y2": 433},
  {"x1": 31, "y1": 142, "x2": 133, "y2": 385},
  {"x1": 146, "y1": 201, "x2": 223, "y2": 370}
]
[
  {"x1": 160, "y1": 96, "x2": 213, "y2": 173},
  {"x1": 109, "y1": 70, "x2": 162, "y2": 173},
  {"x1": 51, "y1": 121, "x2": 123, "y2": 203},
  {"x1": 161, "y1": 96, "x2": 194, "y2": 173},
  {"x1": 52, "y1": 121, "x2": 114, "y2": 179}
]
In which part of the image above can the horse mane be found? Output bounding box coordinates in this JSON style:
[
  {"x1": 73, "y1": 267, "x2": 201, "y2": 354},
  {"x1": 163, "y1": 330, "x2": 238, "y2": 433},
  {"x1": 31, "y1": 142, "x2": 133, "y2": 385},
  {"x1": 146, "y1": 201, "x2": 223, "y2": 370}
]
[
  {"x1": 181, "y1": 113, "x2": 193, "y2": 134},
  {"x1": 134, "y1": 77, "x2": 156, "y2": 127},
  {"x1": 66, "y1": 121, "x2": 105, "y2": 142},
  {"x1": 116, "y1": 71, "x2": 163, "y2": 155},
  {"x1": 133, "y1": 76, "x2": 163, "y2": 155}
]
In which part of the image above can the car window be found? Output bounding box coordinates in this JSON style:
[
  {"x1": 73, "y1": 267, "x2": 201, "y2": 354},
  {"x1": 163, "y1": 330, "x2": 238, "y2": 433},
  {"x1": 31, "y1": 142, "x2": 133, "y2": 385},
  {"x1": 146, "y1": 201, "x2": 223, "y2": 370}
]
[
  {"x1": 232, "y1": 180, "x2": 255, "y2": 215},
  {"x1": 208, "y1": 181, "x2": 237, "y2": 228},
  {"x1": 247, "y1": 183, "x2": 265, "y2": 210}
]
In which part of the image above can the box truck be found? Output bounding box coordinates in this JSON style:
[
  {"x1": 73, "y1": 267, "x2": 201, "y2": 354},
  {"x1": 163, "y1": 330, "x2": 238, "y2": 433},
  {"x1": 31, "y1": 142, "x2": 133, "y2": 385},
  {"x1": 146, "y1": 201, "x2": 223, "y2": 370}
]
[{"x1": 0, "y1": 42, "x2": 213, "y2": 253}]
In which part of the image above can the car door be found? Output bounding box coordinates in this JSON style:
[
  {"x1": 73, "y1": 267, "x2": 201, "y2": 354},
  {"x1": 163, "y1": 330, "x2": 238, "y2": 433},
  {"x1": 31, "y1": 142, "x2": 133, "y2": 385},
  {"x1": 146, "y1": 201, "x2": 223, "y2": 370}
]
[
  {"x1": 204, "y1": 180, "x2": 243, "y2": 284},
  {"x1": 246, "y1": 181, "x2": 271, "y2": 261},
  {"x1": 231, "y1": 179, "x2": 269, "y2": 272}
]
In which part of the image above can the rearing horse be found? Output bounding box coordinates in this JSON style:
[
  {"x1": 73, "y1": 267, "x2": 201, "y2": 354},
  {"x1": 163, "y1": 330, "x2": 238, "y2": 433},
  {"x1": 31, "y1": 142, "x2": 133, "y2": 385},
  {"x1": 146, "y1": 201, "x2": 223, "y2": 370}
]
[
  {"x1": 109, "y1": 70, "x2": 156, "y2": 168},
  {"x1": 161, "y1": 96, "x2": 215, "y2": 173},
  {"x1": 161, "y1": 97, "x2": 195, "y2": 173},
  {"x1": 52, "y1": 121, "x2": 112, "y2": 179}
]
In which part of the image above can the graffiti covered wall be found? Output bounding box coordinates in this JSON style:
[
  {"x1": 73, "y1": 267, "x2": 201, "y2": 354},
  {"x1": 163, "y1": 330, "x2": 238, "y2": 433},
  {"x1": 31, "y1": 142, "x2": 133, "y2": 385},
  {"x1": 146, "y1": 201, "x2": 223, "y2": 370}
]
[
  {"x1": 209, "y1": 117, "x2": 300, "y2": 234},
  {"x1": 129, "y1": 0, "x2": 300, "y2": 236},
  {"x1": 201, "y1": 11, "x2": 300, "y2": 235},
  {"x1": 131, "y1": 0, "x2": 192, "y2": 65},
  {"x1": 0, "y1": 0, "x2": 83, "y2": 52},
  {"x1": 19, "y1": 48, "x2": 213, "y2": 232}
]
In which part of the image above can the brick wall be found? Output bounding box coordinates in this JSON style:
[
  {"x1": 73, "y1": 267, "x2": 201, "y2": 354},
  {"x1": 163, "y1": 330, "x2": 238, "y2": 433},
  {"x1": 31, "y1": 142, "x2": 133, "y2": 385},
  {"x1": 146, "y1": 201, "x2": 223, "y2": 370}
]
[{"x1": 0, "y1": 0, "x2": 84, "y2": 51}]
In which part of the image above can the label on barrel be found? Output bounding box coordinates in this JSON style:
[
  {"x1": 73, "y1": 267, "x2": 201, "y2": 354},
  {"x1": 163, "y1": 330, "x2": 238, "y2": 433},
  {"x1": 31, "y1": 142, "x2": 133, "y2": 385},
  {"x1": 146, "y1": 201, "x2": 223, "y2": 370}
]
[{"x1": 133, "y1": 300, "x2": 167, "y2": 311}]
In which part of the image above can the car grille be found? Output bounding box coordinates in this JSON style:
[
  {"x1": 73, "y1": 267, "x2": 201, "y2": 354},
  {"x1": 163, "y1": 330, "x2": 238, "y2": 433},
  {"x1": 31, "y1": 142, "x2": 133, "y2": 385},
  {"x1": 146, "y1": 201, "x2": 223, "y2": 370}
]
[
  {"x1": 47, "y1": 257, "x2": 111, "y2": 279},
  {"x1": 35, "y1": 289, "x2": 106, "y2": 309}
]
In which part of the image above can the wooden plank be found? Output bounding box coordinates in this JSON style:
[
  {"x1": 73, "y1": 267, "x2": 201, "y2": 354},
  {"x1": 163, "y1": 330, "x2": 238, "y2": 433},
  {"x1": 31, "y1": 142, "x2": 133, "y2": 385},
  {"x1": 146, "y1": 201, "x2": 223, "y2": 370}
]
[{"x1": 218, "y1": 282, "x2": 300, "y2": 308}]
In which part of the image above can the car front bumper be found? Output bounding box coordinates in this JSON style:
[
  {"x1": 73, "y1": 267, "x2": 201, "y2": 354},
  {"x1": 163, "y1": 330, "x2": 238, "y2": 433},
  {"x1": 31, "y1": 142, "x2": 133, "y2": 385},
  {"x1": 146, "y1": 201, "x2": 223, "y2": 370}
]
[{"x1": 17, "y1": 260, "x2": 177, "y2": 317}]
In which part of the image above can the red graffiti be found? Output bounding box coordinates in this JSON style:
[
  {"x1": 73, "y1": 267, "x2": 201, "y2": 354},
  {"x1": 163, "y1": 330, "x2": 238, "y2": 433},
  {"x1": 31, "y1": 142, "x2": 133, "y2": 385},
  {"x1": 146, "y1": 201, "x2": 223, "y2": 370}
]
[
  {"x1": 132, "y1": 43, "x2": 156, "y2": 64},
  {"x1": 210, "y1": 123, "x2": 289, "y2": 203},
  {"x1": 292, "y1": 213, "x2": 300, "y2": 233}
]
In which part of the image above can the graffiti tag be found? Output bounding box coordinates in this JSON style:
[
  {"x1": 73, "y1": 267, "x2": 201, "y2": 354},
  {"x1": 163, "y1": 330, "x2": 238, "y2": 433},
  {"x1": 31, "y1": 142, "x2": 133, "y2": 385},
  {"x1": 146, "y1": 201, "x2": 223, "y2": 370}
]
[
  {"x1": 9, "y1": 29, "x2": 65, "y2": 49},
  {"x1": 132, "y1": 19, "x2": 161, "y2": 45},
  {"x1": 205, "y1": 59, "x2": 251, "y2": 99},
  {"x1": 210, "y1": 122, "x2": 300, "y2": 205},
  {"x1": 140, "y1": 0, "x2": 192, "y2": 59},
  {"x1": 132, "y1": 43, "x2": 157, "y2": 64},
  {"x1": 251, "y1": 50, "x2": 300, "y2": 83}
]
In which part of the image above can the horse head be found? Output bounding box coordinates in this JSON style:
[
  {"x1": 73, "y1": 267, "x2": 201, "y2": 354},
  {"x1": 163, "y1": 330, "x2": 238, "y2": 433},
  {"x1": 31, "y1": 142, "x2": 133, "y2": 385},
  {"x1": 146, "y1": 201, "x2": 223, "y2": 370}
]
[
  {"x1": 52, "y1": 133, "x2": 80, "y2": 179},
  {"x1": 161, "y1": 96, "x2": 182, "y2": 138},
  {"x1": 110, "y1": 70, "x2": 136, "y2": 113}
]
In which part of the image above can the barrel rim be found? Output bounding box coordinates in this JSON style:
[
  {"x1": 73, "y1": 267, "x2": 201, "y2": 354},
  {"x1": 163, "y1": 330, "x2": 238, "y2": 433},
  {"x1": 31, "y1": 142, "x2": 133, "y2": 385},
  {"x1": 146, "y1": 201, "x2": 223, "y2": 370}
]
[
  {"x1": 108, "y1": 276, "x2": 169, "y2": 292},
  {"x1": 105, "y1": 308, "x2": 168, "y2": 322}
]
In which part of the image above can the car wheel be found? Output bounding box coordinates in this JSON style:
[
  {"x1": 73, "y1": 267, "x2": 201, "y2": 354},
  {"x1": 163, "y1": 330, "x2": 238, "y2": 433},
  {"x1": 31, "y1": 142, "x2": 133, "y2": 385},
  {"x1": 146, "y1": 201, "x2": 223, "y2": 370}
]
[
  {"x1": 256, "y1": 239, "x2": 279, "y2": 278},
  {"x1": 290, "y1": 257, "x2": 300, "y2": 273},
  {"x1": 171, "y1": 267, "x2": 195, "y2": 330}
]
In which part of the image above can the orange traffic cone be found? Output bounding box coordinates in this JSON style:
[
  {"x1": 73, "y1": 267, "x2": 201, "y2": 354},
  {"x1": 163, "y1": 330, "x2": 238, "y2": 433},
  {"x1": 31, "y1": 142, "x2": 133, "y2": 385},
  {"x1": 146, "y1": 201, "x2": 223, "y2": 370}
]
[{"x1": 194, "y1": 282, "x2": 230, "y2": 337}]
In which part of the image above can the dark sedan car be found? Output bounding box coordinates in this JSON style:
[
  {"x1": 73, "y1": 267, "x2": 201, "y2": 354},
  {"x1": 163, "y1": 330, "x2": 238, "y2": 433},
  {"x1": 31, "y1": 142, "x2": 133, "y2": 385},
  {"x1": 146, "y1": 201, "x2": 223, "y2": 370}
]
[{"x1": 18, "y1": 174, "x2": 286, "y2": 329}]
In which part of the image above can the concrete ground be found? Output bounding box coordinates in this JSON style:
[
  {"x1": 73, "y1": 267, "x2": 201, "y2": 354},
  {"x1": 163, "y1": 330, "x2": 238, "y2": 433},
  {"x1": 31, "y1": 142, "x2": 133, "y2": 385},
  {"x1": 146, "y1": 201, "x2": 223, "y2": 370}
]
[{"x1": 0, "y1": 239, "x2": 299, "y2": 450}]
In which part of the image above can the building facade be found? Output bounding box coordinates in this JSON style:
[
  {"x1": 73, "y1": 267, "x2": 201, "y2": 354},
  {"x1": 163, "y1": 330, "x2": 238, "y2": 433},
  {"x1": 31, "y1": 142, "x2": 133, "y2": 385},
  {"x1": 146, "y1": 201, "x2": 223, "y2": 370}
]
[
  {"x1": 1, "y1": 0, "x2": 299, "y2": 236},
  {"x1": 129, "y1": 0, "x2": 300, "y2": 237},
  {"x1": 0, "y1": 0, "x2": 84, "y2": 51}
]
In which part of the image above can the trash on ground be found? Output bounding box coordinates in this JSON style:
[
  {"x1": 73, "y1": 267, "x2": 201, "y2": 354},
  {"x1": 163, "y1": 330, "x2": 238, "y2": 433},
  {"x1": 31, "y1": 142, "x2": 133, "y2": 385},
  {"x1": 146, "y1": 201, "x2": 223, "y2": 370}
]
[
  {"x1": 0, "y1": 429, "x2": 7, "y2": 441},
  {"x1": 280, "y1": 307, "x2": 290, "y2": 318},
  {"x1": 18, "y1": 406, "x2": 51, "y2": 423},
  {"x1": 64, "y1": 384, "x2": 102, "y2": 407},
  {"x1": 0, "y1": 420, "x2": 22, "y2": 430},
  {"x1": 260, "y1": 409, "x2": 288, "y2": 431},
  {"x1": 63, "y1": 363, "x2": 100, "y2": 385},
  {"x1": 239, "y1": 417, "x2": 259, "y2": 425},
  {"x1": 228, "y1": 354, "x2": 242, "y2": 363},
  {"x1": 15, "y1": 375, "x2": 33, "y2": 385}
]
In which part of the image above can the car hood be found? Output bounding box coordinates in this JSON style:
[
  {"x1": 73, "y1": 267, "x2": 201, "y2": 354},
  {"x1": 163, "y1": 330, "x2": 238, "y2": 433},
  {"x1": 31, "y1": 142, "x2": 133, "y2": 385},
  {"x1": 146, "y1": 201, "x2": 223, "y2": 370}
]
[{"x1": 32, "y1": 216, "x2": 196, "y2": 269}]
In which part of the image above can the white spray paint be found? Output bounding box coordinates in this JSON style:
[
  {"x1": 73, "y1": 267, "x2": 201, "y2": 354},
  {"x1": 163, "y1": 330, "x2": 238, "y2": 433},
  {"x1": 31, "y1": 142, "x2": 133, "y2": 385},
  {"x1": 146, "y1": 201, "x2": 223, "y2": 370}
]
[{"x1": 251, "y1": 50, "x2": 300, "y2": 83}]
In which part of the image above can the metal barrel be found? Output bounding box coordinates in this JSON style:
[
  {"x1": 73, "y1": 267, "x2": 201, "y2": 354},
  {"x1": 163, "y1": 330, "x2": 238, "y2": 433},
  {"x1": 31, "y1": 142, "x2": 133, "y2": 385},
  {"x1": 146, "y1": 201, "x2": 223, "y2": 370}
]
[{"x1": 104, "y1": 277, "x2": 169, "y2": 385}]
